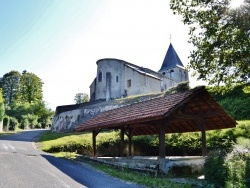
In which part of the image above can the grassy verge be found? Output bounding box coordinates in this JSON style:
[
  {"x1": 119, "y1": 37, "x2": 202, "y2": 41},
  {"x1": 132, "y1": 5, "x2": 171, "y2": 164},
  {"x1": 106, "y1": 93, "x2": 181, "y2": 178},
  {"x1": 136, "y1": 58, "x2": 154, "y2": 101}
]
[
  {"x1": 83, "y1": 158, "x2": 193, "y2": 188},
  {"x1": 0, "y1": 127, "x2": 22, "y2": 137}
]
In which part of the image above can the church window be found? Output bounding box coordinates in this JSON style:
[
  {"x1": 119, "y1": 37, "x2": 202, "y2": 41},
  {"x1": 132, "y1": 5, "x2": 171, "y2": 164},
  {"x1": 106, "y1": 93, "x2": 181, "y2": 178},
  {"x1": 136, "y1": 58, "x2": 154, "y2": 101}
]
[
  {"x1": 162, "y1": 72, "x2": 166, "y2": 75},
  {"x1": 116, "y1": 76, "x2": 119, "y2": 82},
  {"x1": 98, "y1": 70, "x2": 102, "y2": 82},
  {"x1": 127, "y1": 79, "x2": 131, "y2": 87}
]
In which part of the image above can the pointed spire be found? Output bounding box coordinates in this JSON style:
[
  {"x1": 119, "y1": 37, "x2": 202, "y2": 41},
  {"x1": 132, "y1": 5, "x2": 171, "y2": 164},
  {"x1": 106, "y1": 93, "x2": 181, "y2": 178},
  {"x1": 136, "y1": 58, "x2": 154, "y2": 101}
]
[{"x1": 159, "y1": 43, "x2": 184, "y2": 72}]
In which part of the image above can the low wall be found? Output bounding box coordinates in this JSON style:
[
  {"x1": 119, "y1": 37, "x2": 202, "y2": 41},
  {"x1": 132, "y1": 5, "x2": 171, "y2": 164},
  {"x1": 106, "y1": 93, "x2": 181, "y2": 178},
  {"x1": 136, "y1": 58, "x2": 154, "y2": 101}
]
[
  {"x1": 94, "y1": 156, "x2": 205, "y2": 174},
  {"x1": 51, "y1": 93, "x2": 162, "y2": 132},
  {"x1": 51, "y1": 103, "x2": 124, "y2": 132}
]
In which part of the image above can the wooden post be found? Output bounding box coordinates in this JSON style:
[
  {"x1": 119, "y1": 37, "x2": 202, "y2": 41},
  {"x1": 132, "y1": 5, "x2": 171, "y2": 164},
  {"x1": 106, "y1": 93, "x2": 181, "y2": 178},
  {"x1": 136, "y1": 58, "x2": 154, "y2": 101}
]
[
  {"x1": 128, "y1": 129, "x2": 133, "y2": 157},
  {"x1": 197, "y1": 119, "x2": 207, "y2": 156},
  {"x1": 201, "y1": 126, "x2": 207, "y2": 156},
  {"x1": 120, "y1": 127, "x2": 125, "y2": 157},
  {"x1": 92, "y1": 130, "x2": 97, "y2": 157},
  {"x1": 159, "y1": 120, "x2": 167, "y2": 158}
]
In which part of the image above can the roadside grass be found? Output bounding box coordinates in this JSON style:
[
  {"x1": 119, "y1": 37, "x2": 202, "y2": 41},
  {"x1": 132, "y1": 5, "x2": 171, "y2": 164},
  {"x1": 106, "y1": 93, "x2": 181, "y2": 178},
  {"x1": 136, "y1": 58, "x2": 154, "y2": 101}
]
[
  {"x1": 0, "y1": 127, "x2": 22, "y2": 137},
  {"x1": 84, "y1": 159, "x2": 192, "y2": 188},
  {"x1": 0, "y1": 131, "x2": 15, "y2": 137}
]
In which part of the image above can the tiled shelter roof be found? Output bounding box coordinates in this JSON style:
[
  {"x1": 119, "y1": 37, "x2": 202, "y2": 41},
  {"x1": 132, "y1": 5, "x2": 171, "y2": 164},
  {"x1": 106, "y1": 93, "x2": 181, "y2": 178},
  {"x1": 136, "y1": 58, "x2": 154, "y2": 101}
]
[{"x1": 76, "y1": 87, "x2": 236, "y2": 135}]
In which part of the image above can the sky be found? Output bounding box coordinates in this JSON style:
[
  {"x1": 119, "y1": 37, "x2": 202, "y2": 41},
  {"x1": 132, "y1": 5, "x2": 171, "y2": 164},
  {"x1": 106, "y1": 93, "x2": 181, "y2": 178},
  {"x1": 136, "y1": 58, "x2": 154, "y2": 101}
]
[{"x1": 0, "y1": 0, "x2": 203, "y2": 110}]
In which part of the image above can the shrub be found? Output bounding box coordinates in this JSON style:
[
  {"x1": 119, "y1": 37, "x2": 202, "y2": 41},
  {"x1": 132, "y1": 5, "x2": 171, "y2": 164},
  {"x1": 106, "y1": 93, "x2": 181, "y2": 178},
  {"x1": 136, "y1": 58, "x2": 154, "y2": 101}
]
[
  {"x1": 225, "y1": 144, "x2": 250, "y2": 188},
  {"x1": 3, "y1": 116, "x2": 9, "y2": 131},
  {"x1": 9, "y1": 117, "x2": 19, "y2": 131},
  {"x1": 204, "y1": 150, "x2": 228, "y2": 187},
  {"x1": 204, "y1": 138, "x2": 250, "y2": 187}
]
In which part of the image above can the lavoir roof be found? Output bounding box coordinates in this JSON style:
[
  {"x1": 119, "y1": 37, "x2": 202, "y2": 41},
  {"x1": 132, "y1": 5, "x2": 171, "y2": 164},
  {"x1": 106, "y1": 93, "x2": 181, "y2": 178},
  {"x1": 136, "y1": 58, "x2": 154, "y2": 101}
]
[{"x1": 76, "y1": 86, "x2": 236, "y2": 136}]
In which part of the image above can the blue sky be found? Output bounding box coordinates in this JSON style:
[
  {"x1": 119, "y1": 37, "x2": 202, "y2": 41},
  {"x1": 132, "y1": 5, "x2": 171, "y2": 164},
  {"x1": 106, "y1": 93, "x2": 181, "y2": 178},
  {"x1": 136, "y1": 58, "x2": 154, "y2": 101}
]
[{"x1": 0, "y1": 0, "x2": 200, "y2": 110}]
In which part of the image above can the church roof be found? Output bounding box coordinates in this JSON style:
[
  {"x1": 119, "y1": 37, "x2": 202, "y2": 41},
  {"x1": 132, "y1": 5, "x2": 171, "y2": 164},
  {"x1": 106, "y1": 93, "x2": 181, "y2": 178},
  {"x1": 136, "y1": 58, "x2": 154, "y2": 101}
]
[{"x1": 159, "y1": 43, "x2": 184, "y2": 72}]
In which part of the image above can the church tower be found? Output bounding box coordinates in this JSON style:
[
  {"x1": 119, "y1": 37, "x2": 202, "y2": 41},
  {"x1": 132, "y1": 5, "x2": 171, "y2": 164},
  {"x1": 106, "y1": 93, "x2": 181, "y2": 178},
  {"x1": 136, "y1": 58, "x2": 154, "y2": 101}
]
[{"x1": 158, "y1": 43, "x2": 189, "y2": 83}]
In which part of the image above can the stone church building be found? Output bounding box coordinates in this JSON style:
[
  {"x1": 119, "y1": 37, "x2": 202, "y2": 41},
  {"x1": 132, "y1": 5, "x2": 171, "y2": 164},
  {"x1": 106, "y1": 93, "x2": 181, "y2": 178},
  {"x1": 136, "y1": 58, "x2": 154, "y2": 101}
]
[
  {"x1": 90, "y1": 43, "x2": 189, "y2": 101},
  {"x1": 52, "y1": 43, "x2": 189, "y2": 132}
]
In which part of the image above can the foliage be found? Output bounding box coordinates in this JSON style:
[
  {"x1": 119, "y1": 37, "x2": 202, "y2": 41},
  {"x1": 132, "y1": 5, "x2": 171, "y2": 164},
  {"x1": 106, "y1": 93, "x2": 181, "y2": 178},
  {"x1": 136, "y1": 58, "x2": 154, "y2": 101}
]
[
  {"x1": 0, "y1": 71, "x2": 21, "y2": 105},
  {"x1": 0, "y1": 89, "x2": 4, "y2": 121},
  {"x1": 74, "y1": 93, "x2": 89, "y2": 104},
  {"x1": 0, "y1": 70, "x2": 52, "y2": 130},
  {"x1": 165, "y1": 82, "x2": 191, "y2": 94},
  {"x1": 3, "y1": 116, "x2": 9, "y2": 131},
  {"x1": 170, "y1": 0, "x2": 250, "y2": 86},
  {"x1": 207, "y1": 84, "x2": 250, "y2": 120},
  {"x1": 85, "y1": 159, "x2": 191, "y2": 188},
  {"x1": 17, "y1": 71, "x2": 43, "y2": 103},
  {"x1": 9, "y1": 117, "x2": 19, "y2": 131},
  {"x1": 225, "y1": 144, "x2": 250, "y2": 187},
  {"x1": 204, "y1": 137, "x2": 250, "y2": 187},
  {"x1": 204, "y1": 150, "x2": 228, "y2": 187},
  {"x1": 5, "y1": 100, "x2": 53, "y2": 129}
]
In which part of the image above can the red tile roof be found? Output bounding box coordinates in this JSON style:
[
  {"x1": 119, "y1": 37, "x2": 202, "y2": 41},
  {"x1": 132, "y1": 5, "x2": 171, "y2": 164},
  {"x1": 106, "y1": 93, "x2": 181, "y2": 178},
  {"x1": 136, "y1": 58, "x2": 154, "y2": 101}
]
[{"x1": 76, "y1": 87, "x2": 236, "y2": 135}]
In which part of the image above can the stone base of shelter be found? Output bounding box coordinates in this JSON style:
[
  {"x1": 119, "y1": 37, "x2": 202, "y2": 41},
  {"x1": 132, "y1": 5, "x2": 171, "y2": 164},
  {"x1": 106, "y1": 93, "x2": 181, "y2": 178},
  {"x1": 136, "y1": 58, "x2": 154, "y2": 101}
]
[{"x1": 79, "y1": 155, "x2": 205, "y2": 175}]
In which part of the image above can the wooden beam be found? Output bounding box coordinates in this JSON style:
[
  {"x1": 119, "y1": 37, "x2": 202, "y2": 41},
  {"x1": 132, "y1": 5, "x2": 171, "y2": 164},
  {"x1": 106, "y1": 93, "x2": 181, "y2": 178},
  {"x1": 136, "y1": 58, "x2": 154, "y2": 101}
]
[
  {"x1": 92, "y1": 130, "x2": 97, "y2": 157},
  {"x1": 173, "y1": 111, "x2": 221, "y2": 120},
  {"x1": 196, "y1": 119, "x2": 207, "y2": 156},
  {"x1": 128, "y1": 129, "x2": 133, "y2": 157},
  {"x1": 159, "y1": 120, "x2": 168, "y2": 158},
  {"x1": 120, "y1": 127, "x2": 125, "y2": 157}
]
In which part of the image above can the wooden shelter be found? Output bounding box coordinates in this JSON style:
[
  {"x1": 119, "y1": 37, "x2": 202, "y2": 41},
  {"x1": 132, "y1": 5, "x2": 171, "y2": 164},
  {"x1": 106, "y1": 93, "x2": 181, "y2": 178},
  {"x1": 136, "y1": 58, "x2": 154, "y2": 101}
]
[{"x1": 76, "y1": 86, "x2": 236, "y2": 158}]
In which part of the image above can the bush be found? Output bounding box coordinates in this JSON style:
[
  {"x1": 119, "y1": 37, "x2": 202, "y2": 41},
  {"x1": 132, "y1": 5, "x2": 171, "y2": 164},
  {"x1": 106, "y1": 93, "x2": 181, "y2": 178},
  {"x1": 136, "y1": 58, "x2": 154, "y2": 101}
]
[
  {"x1": 225, "y1": 142, "x2": 250, "y2": 187},
  {"x1": 9, "y1": 117, "x2": 19, "y2": 131},
  {"x1": 204, "y1": 138, "x2": 250, "y2": 187},
  {"x1": 3, "y1": 116, "x2": 9, "y2": 131},
  {"x1": 204, "y1": 150, "x2": 228, "y2": 187}
]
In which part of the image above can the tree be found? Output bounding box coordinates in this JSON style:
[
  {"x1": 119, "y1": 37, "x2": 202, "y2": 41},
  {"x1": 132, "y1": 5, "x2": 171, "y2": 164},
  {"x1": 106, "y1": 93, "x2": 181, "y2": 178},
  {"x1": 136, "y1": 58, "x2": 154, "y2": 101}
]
[
  {"x1": 170, "y1": 0, "x2": 250, "y2": 86},
  {"x1": 0, "y1": 71, "x2": 21, "y2": 105},
  {"x1": 74, "y1": 93, "x2": 89, "y2": 104},
  {"x1": 17, "y1": 71, "x2": 43, "y2": 103},
  {"x1": 0, "y1": 89, "x2": 4, "y2": 122}
]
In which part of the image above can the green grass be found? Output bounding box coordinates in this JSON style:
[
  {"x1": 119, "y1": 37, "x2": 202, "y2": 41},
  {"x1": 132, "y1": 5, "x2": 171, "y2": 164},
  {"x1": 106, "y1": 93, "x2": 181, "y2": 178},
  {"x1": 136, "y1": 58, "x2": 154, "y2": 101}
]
[
  {"x1": 84, "y1": 159, "x2": 192, "y2": 188},
  {"x1": 0, "y1": 128, "x2": 22, "y2": 137}
]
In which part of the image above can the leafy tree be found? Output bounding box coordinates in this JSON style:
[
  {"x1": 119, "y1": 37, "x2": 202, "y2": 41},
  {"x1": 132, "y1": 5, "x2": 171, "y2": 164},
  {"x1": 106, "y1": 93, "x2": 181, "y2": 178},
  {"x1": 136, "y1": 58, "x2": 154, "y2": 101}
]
[
  {"x1": 17, "y1": 71, "x2": 43, "y2": 103},
  {"x1": 170, "y1": 0, "x2": 250, "y2": 86},
  {"x1": 0, "y1": 89, "x2": 4, "y2": 122},
  {"x1": 0, "y1": 71, "x2": 21, "y2": 105},
  {"x1": 74, "y1": 93, "x2": 89, "y2": 104}
]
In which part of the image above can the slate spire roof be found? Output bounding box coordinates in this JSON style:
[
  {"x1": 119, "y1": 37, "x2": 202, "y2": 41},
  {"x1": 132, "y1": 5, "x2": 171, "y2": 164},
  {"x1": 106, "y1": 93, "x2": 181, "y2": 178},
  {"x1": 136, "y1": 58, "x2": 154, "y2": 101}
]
[{"x1": 159, "y1": 43, "x2": 184, "y2": 72}]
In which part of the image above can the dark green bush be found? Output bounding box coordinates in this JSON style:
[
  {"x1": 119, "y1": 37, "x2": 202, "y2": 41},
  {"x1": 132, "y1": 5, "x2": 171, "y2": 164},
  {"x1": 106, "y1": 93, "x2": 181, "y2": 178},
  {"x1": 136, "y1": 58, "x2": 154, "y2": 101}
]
[
  {"x1": 207, "y1": 84, "x2": 250, "y2": 120},
  {"x1": 225, "y1": 141, "x2": 250, "y2": 187},
  {"x1": 204, "y1": 150, "x2": 228, "y2": 187},
  {"x1": 3, "y1": 116, "x2": 9, "y2": 131},
  {"x1": 9, "y1": 117, "x2": 19, "y2": 131}
]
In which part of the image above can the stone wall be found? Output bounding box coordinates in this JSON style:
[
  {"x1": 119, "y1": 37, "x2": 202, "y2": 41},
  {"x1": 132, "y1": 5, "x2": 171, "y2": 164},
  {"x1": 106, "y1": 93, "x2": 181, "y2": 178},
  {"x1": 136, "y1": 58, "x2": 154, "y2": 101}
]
[
  {"x1": 51, "y1": 92, "x2": 162, "y2": 132},
  {"x1": 51, "y1": 103, "x2": 124, "y2": 132}
]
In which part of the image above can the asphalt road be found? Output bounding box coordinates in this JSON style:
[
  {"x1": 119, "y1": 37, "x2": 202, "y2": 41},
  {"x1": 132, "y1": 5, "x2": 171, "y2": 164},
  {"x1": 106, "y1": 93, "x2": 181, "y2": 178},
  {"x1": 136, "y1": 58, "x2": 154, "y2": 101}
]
[{"x1": 0, "y1": 130, "x2": 143, "y2": 188}]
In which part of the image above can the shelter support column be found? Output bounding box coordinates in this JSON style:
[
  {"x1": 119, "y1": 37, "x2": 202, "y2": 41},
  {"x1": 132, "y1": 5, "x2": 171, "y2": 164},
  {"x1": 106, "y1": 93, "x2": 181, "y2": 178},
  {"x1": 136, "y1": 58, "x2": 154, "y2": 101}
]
[
  {"x1": 197, "y1": 119, "x2": 207, "y2": 156},
  {"x1": 120, "y1": 127, "x2": 125, "y2": 157},
  {"x1": 159, "y1": 120, "x2": 167, "y2": 158},
  {"x1": 92, "y1": 130, "x2": 100, "y2": 157},
  {"x1": 128, "y1": 132, "x2": 132, "y2": 156},
  {"x1": 125, "y1": 129, "x2": 133, "y2": 157}
]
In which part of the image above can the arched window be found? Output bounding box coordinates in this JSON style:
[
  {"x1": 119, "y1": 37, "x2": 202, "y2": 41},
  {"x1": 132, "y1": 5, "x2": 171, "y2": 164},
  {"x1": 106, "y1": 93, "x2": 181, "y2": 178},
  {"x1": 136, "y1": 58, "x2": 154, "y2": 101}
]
[{"x1": 98, "y1": 70, "x2": 102, "y2": 82}]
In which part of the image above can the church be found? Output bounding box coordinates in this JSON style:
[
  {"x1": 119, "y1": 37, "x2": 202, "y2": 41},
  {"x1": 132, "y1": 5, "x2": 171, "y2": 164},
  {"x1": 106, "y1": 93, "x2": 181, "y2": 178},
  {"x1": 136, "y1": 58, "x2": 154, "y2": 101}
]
[
  {"x1": 90, "y1": 43, "x2": 189, "y2": 101},
  {"x1": 52, "y1": 43, "x2": 189, "y2": 132}
]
